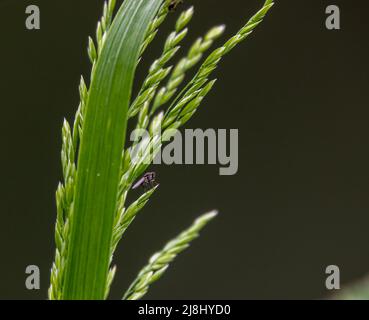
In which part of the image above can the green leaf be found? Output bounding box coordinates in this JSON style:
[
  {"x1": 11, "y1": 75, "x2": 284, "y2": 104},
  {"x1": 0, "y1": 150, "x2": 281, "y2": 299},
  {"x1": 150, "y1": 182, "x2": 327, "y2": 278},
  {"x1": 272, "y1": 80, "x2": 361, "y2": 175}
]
[{"x1": 62, "y1": 0, "x2": 165, "y2": 300}]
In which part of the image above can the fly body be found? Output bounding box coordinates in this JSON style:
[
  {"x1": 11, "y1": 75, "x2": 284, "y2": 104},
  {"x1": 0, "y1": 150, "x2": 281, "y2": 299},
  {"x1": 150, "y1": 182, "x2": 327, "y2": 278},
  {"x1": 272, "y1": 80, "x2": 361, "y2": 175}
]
[{"x1": 132, "y1": 172, "x2": 158, "y2": 191}]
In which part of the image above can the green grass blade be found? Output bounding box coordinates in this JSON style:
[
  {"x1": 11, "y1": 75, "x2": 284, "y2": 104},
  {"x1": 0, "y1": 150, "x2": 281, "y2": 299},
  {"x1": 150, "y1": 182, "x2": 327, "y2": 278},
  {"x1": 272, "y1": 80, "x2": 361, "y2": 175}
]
[
  {"x1": 62, "y1": 0, "x2": 165, "y2": 300},
  {"x1": 336, "y1": 276, "x2": 369, "y2": 300}
]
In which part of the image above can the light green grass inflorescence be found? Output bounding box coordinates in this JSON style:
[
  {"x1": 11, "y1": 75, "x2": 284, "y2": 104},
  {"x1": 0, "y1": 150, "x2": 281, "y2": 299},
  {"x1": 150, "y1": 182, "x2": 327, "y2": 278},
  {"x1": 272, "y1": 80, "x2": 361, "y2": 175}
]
[{"x1": 49, "y1": 0, "x2": 274, "y2": 300}]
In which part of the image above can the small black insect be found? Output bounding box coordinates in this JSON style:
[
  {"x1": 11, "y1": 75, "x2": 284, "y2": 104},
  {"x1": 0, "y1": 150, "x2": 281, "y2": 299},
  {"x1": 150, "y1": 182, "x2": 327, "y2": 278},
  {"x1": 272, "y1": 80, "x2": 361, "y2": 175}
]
[
  {"x1": 169, "y1": 0, "x2": 183, "y2": 12},
  {"x1": 132, "y1": 172, "x2": 158, "y2": 191}
]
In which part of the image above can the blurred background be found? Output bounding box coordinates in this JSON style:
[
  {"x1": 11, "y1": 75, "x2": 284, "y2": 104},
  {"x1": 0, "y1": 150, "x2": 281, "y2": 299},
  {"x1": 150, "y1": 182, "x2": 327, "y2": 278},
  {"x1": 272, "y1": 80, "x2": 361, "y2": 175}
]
[{"x1": 1, "y1": 0, "x2": 369, "y2": 299}]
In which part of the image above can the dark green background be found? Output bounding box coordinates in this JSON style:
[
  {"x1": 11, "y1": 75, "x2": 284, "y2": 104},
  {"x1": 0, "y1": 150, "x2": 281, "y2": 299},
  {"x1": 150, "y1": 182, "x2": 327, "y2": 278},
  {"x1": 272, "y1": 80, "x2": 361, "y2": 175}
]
[{"x1": 1, "y1": 0, "x2": 368, "y2": 299}]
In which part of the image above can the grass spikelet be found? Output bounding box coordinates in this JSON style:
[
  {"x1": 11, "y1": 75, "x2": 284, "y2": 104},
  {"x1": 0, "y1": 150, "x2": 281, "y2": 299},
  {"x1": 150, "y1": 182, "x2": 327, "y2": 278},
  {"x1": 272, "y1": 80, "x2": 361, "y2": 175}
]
[{"x1": 123, "y1": 211, "x2": 218, "y2": 300}]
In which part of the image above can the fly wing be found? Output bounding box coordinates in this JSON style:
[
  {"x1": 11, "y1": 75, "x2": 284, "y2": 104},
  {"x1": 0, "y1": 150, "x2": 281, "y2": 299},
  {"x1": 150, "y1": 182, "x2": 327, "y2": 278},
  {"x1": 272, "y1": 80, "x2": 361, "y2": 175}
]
[{"x1": 132, "y1": 177, "x2": 145, "y2": 189}]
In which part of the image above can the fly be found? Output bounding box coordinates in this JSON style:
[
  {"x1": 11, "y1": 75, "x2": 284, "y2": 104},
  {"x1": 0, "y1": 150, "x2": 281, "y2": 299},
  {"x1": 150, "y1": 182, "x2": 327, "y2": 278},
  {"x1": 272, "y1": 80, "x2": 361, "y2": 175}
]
[{"x1": 132, "y1": 172, "x2": 158, "y2": 191}]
